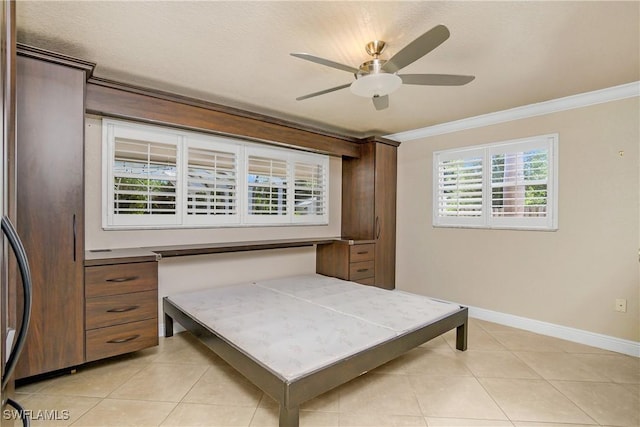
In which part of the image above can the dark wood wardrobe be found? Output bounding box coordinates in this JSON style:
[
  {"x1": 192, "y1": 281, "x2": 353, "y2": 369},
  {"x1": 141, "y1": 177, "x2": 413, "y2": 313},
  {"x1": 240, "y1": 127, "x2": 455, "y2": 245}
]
[
  {"x1": 341, "y1": 137, "x2": 398, "y2": 289},
  {"x1": 14, "y1": 48, "x2": 91, "y2": 379}
]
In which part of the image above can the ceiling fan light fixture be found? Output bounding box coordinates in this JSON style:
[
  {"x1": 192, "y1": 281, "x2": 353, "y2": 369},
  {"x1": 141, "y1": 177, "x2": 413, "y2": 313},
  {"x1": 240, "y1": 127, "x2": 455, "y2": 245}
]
[{"x1": 350, "y1": 73, "x2": 402, "y2": 98}]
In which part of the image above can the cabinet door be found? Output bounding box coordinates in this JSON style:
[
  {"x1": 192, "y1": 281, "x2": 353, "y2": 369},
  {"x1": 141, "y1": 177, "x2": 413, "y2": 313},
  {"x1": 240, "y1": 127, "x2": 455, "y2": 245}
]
[
  {"x1": 15, "y1": 56, "x2": 85, "y2": 378},
  {"x1": 374, "y1": 143, "x2": 397, "y2": 289},
  {"x1": 341, "y1": 143, "x2": 375, "y2": 240}
]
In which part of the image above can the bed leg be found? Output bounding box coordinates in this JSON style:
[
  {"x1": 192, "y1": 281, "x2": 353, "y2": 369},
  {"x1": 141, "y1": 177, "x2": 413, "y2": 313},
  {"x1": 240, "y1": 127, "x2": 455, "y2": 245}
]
[
  {"x1": 456, "y1": 320, "x2": 468, "y2": 351},
  {"x1": 279, "y1": 404, "x2": 299, "y2": 427},
  {"x1": 164, "y1": 313, "x2": 174, "y2": 337}
]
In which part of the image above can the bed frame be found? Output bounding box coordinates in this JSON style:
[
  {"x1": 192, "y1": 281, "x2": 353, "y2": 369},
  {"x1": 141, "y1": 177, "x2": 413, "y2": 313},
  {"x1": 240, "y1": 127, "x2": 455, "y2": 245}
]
[{"x1": 163, "y1": 296, "x2": 467, "y2": 427}]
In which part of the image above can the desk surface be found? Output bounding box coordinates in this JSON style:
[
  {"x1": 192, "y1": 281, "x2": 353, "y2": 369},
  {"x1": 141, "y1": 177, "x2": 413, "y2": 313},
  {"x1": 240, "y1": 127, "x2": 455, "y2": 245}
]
[{"x1": 85, "y1": 237, "x2": 340, "y2": 266}]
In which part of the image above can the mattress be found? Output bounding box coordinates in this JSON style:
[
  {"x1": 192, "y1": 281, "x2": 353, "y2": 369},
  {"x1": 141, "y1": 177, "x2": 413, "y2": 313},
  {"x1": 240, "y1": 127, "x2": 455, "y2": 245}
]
[{"x1": 166, "y1": 274, "x2": 459, "y2": 381}]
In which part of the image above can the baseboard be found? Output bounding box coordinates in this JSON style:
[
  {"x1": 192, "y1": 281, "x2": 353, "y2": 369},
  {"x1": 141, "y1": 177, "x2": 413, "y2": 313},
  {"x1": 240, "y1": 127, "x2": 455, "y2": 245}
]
[
  {"x1": 157, "y1": 308, "x2": 639, "y2": 358},
  {"x1": 468, "y1": 305, "x2": 640, "y2": 358}
]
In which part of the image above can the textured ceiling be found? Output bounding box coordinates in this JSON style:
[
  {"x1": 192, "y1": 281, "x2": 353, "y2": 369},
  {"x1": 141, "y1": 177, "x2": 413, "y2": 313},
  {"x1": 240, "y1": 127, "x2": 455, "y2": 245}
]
[{"x1": 16, "y1": 1, "x2": 640, "y2": 137}]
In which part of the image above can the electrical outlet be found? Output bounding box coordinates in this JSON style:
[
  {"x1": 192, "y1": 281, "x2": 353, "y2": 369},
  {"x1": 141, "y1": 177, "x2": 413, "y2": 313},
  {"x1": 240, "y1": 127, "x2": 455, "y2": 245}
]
[{"x1": 615, "y1": 299, "x2": 627, "y2": 313}]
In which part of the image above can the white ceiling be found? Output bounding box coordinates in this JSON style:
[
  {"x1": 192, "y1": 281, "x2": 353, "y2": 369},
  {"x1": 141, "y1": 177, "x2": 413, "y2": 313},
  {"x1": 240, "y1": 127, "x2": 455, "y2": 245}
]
[{"x1": 16, "y1": 1, "x2": 640, "y2": 137}]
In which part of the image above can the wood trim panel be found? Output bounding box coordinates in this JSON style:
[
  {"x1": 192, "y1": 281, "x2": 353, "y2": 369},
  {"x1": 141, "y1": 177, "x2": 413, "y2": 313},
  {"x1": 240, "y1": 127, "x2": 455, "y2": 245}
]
[
  {"x1": 360, "y1": 135, "x2": 401, "y2": 148},
  {"x1": 16, "y1": 43, "x2": 95, "y2": 76},
  {"x1": 86, "y1": 79, "x2": 361, "y2": 158}
]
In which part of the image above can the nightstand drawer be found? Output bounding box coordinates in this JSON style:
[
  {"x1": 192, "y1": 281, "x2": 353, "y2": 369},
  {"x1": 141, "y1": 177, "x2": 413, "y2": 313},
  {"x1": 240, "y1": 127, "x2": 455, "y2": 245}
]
[
  {"x1": 86, "y1": 318, "x2": 158, "y2": 362},
  {"x1": 350, "y1": 244, "x2": 375, "y2": 262},
  {"x1": 85, "y1": 262, "x2": 157, "y2": 298},
  {"x1": 349, "y1": 260, "x2": 375, "y2": 280},
  {"x1": 86, "y1": 290, "x2": 157, "y2": 330}
]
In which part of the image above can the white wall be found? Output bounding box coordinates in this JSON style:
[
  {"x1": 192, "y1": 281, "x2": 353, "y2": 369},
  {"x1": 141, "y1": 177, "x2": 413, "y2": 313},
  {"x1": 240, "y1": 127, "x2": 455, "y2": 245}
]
[
  {"x1": 396, "y1": 97, "x2": 639, "y2": 342},
  {"x1": 84, "y1": 116, "x2": 341, "y2": 300}
]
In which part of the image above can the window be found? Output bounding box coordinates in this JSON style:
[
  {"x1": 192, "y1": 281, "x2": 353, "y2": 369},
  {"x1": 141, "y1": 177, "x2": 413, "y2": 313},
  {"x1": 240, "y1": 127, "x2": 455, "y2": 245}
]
[
  {"x1": 103, "y1": 119, "x2": 329, "y2": 229},
  {"x1": 246, "y1": 150, "x2": 289, "y2": 221},
  {"x1": 105, "y1": 124, "x2": 181, "y2": 227},
  {"x1": 293, "y1": 158, "x2": 327, "y2": 221},
  {"x1": 433, "y1": 134, "x2": 558, "y2": 230},
  {"x1": 184, "y1": 137, "x2": 240, "y2": 226}
]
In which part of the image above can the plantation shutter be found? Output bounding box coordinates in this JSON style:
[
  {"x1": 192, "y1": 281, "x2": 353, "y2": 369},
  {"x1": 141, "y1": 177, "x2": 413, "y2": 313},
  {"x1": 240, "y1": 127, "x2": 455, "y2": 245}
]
[
  {"x1": 111, "y1": 129, "x2": 179, "y2": 226},
  {"x1": 246, "y1": 152, "x2": 288, "y2": 221},
  {"x1": 489, "y1": 138, "x2": 553, "y2": 228},
  {"x1": 434, "y1": 148, "x2": 484, "y2": 226},
  {"x1": 185, "y1": 140, "x2": 239, "y2": 225},
  {"x1": 491, "y1": 151, "x2": 548, "y2": 217},
  {"x1": 433, "y1": 135, "x2": 556, "y2": 230},
  {"x1": 104, "y1": 119, "x2": 329, "y2": 229},
  {"x1": 293, "y1": 157, "x2": 328, "y2": 222}
]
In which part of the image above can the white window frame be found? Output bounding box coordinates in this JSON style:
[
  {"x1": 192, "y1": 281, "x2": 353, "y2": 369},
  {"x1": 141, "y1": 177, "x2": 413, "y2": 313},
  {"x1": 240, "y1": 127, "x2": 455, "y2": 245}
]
[
  {"x1": 244, "y1": 146, "x2": 291, "y2": 225},
  {"x1": 183, "y1": 135, "x2": 242, "y2": 227},
  {"x1": 102, "y1": 119, "x2": 329, "y2": 229},
  {"x1": 243, "y1": 146, "x2": 329, "y2": 225},
  {"x1": 433, "y1": 134, "x2": 558, "y2": 231},
  {"x1": 103, "y1": 121, "x2": 183, "y2": 228},
  {"x1": 291, "y1": 152, "x2": 329, "y2": 225}
]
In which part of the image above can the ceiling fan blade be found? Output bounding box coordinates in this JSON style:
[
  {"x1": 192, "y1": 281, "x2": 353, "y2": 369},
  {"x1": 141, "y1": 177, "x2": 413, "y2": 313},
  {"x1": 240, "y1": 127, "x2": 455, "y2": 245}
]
[
  {"x1": 400, "y1": 74, "x2": 475, "y2": 86},
  {"x1": 296, "y1": 83, "x2": 352, "y2": 101},
  {"x1": 291, "y1": 53, "x2": 359, "y2": 74},
  {"x1": 372, "y1": 95, "x2": 389, "y2": 110},
  {"x1": 382, "y1": 25, "x2": 450, "y2": 73}
]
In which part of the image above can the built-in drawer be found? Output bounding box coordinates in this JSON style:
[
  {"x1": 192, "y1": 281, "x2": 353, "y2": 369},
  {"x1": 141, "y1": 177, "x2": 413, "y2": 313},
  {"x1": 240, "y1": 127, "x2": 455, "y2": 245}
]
[
  {"x1": 86, "y1": 290, "x2": 158, "y2": 330},
  {"x1": 355, "y1": 277, "x2": 375, "y2": 286},
  {"x1": 85, "y1": 318, "x2": 158, "y2": 362},
  {"x1": 85, "y1": 262, "x2": 158, "y2": 298},
  {"x1": 349, "y1": 244, "x2": 375, "y2": 263},
  {"x1": 349, "y1": 260, "x2": 375, "y2": 281}
]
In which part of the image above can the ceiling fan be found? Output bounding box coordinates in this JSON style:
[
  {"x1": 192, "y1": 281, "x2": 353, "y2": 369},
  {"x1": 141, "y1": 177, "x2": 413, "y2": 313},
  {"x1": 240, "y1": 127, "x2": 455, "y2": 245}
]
[{"x1": 291, "y1": 25, "x2": 475, "y2": 110}]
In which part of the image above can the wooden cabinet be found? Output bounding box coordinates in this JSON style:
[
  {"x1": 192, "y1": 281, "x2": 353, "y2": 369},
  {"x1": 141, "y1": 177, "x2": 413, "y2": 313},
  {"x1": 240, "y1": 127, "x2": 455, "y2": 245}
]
[
  {"x1": 316, "y1": 240, "x2": 375, "y2": 285},
  {"x1": 84, "y1": 260, "x2": 159, "y2": 362},
  {"x1": 341, "y1": 137, "x2": 398, "y2": 289},
  {"x1": 14, "y1": 50, "x2": 91, "y2": 379}
]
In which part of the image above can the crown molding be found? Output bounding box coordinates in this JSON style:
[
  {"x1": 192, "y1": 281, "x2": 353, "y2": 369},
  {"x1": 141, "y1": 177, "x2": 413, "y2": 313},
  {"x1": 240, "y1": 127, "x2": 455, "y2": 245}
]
[
  {"x1": 17, "y1": 43, "x2": 96, "y2": 77},
  {"x1": 387, "y1": 81, "x2": 640, "y2": 142}
]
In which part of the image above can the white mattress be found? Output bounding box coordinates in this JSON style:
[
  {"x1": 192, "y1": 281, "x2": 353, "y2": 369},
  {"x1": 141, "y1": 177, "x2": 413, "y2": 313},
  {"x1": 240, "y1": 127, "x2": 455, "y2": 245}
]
[{"x1": 166, "y1": 274, "x2": 459, "y2": 381}]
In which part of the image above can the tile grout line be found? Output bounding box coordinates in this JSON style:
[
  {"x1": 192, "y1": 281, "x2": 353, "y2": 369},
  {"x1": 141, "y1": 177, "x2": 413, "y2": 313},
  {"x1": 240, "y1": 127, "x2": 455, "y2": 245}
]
[
  {"x1": 461, "y1": 319, "x2": 515, "y2": 425},
  {"x1": 67, "y1": 394, "x2": 103, "y2": 427},
  {"x1": 481, "y1": 323, "x2": 602, "y2": 426}
]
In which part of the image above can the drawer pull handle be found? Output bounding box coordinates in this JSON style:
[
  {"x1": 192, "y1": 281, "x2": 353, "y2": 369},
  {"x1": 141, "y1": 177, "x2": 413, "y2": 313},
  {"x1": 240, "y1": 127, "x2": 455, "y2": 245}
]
[
  {"x1": 357, "y1": 268, "x2": 369, "y2": 273},
  {"x1": 106, "y1": 305, "x2": 139, "y2": 313},
  {"x1": 107, "y1": 334, "x2": 140, "y2": 344},
  {"x1": 105, "y1": 276, "x2": 138, "y2": 283},
  {"x1": 356, "y1": 251, "x2": 369, "y2": 255}
]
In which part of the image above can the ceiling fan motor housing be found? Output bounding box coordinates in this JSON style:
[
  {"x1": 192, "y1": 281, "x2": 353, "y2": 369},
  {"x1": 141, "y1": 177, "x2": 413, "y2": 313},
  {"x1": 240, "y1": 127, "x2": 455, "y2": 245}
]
[
  {"x1": 358, "y1": 58, "x2": 386, "y2": 75},
  {"x1": 351, "y1": 58, "x2": 402, "y2": 98}
]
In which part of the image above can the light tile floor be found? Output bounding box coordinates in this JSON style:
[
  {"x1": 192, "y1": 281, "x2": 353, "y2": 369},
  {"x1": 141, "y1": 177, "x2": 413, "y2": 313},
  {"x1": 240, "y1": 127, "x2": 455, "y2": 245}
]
[{"x1": 14, "y1": 319, "x2": 639, "y2": 426}]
